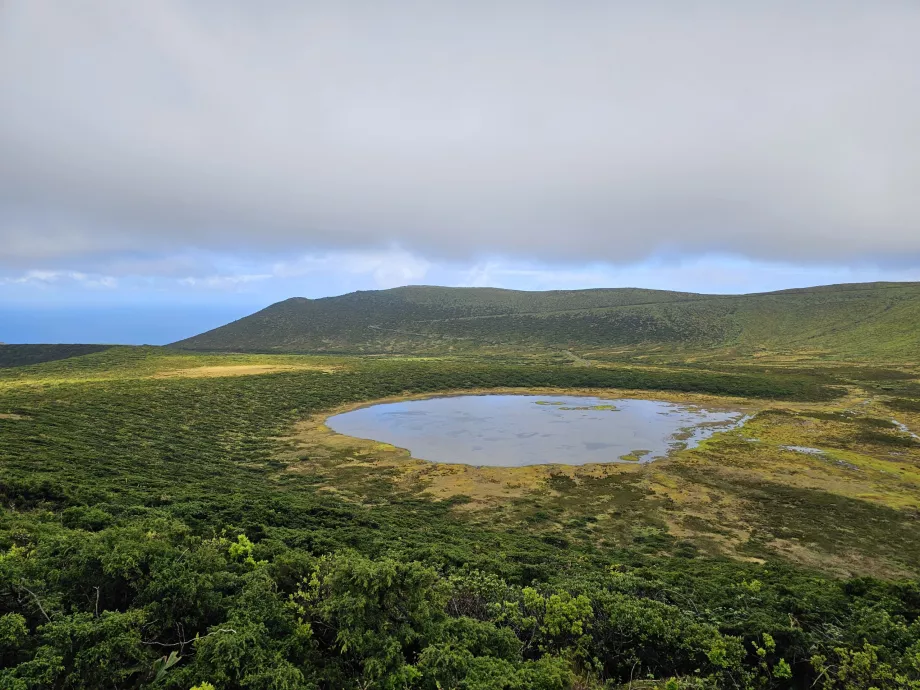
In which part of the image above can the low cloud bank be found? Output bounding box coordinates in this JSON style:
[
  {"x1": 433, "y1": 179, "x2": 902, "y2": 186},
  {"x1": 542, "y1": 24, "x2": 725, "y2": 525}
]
[{"x1": 1, "y1": 2, "x2": 919, "y2": 270}]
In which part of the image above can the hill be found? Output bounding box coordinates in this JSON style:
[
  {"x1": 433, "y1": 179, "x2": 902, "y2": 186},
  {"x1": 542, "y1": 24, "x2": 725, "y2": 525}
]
[
  {"x1": 0, "y1": 344, "x2": 112, "y2": 368},
  {"x1": 171, "y1": 281, "x2": 920, "y2": 360}
]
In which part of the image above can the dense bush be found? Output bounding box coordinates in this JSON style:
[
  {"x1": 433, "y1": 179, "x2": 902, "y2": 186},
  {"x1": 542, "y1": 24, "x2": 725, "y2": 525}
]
[{"x1": 3, "y1": 522, "x2": 920, "y2": 688}]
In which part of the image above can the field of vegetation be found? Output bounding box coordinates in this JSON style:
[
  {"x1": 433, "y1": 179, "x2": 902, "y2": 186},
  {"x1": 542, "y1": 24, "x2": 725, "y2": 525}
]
[
  {"x1": 1, "y1": 346, "x2": 919, "y2": 688},
  {"x1": 173, "y1": 282, "x2": 920, "y2": 362},
  {"x1": 0, "y1": 344, "x2": 112, "y2": 369}
]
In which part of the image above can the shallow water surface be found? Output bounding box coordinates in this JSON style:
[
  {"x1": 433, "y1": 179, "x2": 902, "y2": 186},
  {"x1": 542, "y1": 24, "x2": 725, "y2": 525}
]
[{"x1": 327, "y1": 395, "x2": 747, "y2": 466}]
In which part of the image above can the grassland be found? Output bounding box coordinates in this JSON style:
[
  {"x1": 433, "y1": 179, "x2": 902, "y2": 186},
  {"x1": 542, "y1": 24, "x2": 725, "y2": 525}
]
[
  {"x1": 173, "y1": 282, "x2": 920, "y2": 362},
  {"x1": 0, "y1": 343, "x2": 112, "y2": 368},
  {"x1": 1, "y1": 346, "x2": 919, "y2": 688}
]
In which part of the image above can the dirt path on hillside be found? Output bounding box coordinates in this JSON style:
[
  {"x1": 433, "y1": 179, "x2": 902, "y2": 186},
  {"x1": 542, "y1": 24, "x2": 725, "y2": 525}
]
[{"x1": 563, "y1": 350, "x2": 592, "y2": 367}]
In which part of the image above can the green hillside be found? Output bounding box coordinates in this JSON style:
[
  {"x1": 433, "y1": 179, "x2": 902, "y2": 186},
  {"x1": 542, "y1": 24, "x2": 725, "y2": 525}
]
[
  {"x1": 0, "y1": 344, "x2": 112, "y2": 368},
  {"x1": 172, "y1": 282, "x2": 920, "y2": 360}
]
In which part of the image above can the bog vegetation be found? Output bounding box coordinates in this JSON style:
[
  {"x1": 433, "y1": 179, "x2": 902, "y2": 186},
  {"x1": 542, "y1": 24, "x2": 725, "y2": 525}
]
[{"x1": 1, "y1": 343, "x2": 919, "y2": 689}]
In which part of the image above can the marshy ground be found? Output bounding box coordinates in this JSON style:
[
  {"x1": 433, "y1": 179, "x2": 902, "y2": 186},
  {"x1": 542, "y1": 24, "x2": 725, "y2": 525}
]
[
  {"x1": 3, "y1": 346, "x2": 918, "y2": 581},
  {"x1": 276, "y1": 365, "x2": 920, "y2": 579}
]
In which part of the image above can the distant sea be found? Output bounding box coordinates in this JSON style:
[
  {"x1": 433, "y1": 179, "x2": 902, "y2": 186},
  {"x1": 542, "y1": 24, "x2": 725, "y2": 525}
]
[{"x1": 0, "y1": 305, "x2": 258, "y2": 345}]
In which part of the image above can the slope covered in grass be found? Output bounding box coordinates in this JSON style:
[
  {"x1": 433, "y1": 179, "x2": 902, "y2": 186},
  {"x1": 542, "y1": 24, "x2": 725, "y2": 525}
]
[
  {"x1": 172, "y1": 282, "x2": 920, "y2": 360},
  {"x1": 0, "y1": 344, "x2": 112, "y2": 368}
]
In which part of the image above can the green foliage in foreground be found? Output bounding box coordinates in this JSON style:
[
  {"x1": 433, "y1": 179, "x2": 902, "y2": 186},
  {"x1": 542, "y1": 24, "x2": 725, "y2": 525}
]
[
  {"x1": 3, "y1": 523, "x2": 920, "y2": 689},
  {"x1": 0, "y1": 349, "x2": 916, "y2": 688}
]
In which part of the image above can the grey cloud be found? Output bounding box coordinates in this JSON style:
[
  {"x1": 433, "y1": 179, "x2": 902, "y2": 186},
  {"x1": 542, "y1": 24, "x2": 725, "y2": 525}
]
[{"x1": 1, "y1": 1, "x2": 919, "y2": 269}]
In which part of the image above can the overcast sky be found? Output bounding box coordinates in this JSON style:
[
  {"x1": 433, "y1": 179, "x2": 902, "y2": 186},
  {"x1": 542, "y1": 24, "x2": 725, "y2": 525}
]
[{"x1": 2, "y1": 2, "x2": 919, "y2": 342}]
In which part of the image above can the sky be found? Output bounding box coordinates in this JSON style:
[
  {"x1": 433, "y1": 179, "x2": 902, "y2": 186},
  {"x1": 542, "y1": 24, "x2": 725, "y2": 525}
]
[{"x1": 2, "y1": 2, "x2": 919, "y2": 344}]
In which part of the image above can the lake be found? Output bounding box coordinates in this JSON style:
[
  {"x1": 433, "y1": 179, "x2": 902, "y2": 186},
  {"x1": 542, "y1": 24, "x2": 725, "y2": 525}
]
[{"x1": 326, "y1": 394, "x2": 747, "y2": 466}]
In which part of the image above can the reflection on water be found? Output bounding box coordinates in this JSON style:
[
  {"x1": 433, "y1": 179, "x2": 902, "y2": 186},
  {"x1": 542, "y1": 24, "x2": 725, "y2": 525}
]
[{"x1": 326, "y1": 395, "x2": 747, "y2": 466}]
